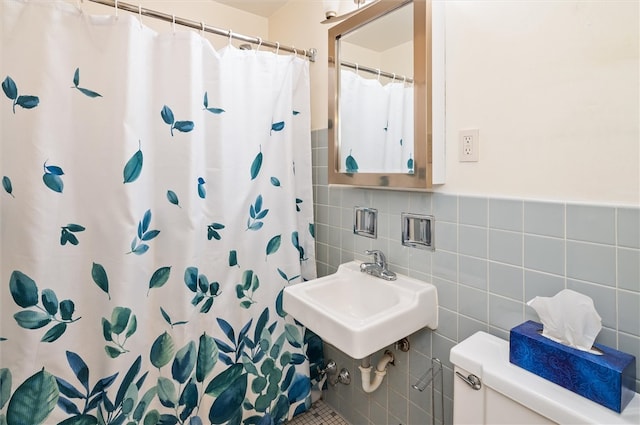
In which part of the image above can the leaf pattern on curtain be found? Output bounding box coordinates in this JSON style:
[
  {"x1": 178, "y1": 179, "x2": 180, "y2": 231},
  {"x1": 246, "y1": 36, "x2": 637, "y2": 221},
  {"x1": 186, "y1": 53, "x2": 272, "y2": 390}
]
[
  {"x1": 2, "y1": 176, "x2": 14, "y2": 197},
  {"x1": 0, "y1": 1, "x2": 319, "y2": 425},
  {"x1": 2, "y1": 75, "x2": 40, "y2": 113},
  {"x1": 42, "y1": 161, "x2": 65, "y2": 193},
  {"x1": 123, "y1": 141, "x2": 144, "y2": 184},
  {"x1": 161, "y1": 105, "x2": 195, "y2": 137},
  {"x1": 129, "y1": 210, "x2": 161, "y2": 255},
  {"x1": 72, "y1": 68, "x2": 103, "y2": 98}
]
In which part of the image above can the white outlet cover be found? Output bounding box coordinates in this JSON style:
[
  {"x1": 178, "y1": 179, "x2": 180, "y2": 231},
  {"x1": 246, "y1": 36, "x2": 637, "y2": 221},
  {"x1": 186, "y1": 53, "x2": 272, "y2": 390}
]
[{"x1": 459, "y1": 129, "x2": 479, "y2": 162}]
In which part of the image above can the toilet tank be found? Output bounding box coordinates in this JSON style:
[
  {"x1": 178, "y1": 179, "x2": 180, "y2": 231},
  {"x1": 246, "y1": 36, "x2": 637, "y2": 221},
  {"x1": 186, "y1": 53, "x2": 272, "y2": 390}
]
[{"x1": 450, "y1": 332, "x2": 639, "y2": 425}]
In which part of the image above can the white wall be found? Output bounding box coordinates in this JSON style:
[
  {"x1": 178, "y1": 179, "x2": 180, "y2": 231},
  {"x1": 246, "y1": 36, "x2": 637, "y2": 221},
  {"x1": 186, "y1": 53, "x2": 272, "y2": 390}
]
[
  {"x1": 340, "y1": 42, "x2": 382, "y2": 71},
  {"x1": 444, "y1": 0, "x2": 639, "y2": 204},
  {"x1": 381, "y1": 40, "x2": 413, "y2": 79},
  {"x1": 337, "y1": 41, "x2": 413, "y2": 84},
  {"x1": 271, "y1": 0, "x2": 639, "y2": 205}
]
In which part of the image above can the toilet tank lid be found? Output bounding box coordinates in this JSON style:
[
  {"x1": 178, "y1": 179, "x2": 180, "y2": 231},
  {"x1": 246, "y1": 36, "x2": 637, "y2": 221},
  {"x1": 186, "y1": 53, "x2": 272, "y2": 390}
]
[
  {"x1": 449, "y1": 331, "x2": 640, "y2": 425},
  {"x1": 450, "y1": 330, "x2": 503, "y2": 377}
]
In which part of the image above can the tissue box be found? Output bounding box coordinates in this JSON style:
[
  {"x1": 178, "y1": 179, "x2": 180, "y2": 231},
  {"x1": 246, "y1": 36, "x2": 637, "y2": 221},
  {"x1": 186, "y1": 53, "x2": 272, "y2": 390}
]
[{"x1": 510, "y1": 320, "x2": 636, "y2": 413}]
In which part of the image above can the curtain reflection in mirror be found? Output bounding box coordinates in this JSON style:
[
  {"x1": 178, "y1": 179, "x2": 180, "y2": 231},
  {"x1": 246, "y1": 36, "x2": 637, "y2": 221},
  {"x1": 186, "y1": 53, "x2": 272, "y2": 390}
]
[{"x1": 339, "y1": 69, "x2": 414, "y2": 174}]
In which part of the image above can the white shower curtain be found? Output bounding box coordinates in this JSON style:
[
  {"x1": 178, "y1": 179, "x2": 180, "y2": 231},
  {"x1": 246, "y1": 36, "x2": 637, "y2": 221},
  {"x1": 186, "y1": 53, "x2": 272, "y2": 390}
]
[
  {"x1": 339, "y1": 69, "x2": 414, "y2": 174},
  {"x1": 0, "y1": 1, "x2": 318, "y2": 424}
]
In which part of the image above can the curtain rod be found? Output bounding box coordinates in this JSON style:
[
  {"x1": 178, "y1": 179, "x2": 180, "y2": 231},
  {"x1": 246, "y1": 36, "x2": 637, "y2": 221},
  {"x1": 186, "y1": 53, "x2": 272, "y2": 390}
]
[
  {"x1": 86, "y1": 0, "x2": 317, "y2": 62},
  {"x1": 341, "y1": 60, "x2": 413, "y2": 83}
]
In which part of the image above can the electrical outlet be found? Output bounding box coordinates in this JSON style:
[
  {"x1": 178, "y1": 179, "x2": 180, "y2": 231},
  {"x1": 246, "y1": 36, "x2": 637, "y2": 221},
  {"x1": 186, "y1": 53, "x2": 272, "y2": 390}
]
[{"x1": 459, "y1": 129, "x2": 479, "y2": 162}]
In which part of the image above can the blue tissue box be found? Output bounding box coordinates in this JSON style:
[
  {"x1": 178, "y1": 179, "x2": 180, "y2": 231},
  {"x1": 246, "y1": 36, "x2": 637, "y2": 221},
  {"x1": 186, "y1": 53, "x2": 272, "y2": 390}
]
[{"x1": 510, "y1": 320, "x2": 636, "y2": 413}]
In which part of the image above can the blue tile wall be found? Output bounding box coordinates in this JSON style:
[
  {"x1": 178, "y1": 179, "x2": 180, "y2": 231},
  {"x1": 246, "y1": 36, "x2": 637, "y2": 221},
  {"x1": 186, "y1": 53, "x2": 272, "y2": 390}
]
[
  {"x1": 523, "y1": 235, "x2": 565, "y2": 275},
  {"x1": 489, "y1": 198, "x2": 523, "y2": 231},
  {"x1": 311, "y1": 129, "x2": 640, "y2": 425},
  {"x1": 566, "y1": 204, "x2": 616, "y2": 245},
  {"x1": 524, "y1": 201, "x2": 565, "y2": 237}
]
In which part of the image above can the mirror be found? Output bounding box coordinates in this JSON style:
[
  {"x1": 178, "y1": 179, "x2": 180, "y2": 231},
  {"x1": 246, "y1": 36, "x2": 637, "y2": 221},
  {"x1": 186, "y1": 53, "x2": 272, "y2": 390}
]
[{"x1": 328, "y1": 0, "x2": 444, "y2": 188}]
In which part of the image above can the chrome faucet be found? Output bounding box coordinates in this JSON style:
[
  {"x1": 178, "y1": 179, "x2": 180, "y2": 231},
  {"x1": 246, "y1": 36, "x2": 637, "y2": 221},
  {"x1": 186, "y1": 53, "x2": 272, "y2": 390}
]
[{"x1": 360, "y1": 249, "x2": 397, "y2": 281}]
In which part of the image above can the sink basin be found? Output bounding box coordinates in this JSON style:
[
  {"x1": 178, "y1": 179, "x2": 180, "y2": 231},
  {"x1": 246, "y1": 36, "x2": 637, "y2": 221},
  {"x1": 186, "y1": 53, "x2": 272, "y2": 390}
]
[{"x1": 283, "y1": 261, "x2": 438, "y2": 359}]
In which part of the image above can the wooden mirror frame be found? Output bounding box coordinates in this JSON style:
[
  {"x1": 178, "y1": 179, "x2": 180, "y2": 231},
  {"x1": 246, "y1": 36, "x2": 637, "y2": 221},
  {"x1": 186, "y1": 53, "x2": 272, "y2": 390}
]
[{"x1": 328, "y1": 0, "x2": 433, "y2": 188}]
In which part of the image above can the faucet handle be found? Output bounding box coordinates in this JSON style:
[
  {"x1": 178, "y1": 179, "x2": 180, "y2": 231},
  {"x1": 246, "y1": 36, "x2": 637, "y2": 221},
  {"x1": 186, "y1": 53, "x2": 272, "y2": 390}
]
[{"x1": 364, "y1": 249, "x2": 386, "y2": 266}]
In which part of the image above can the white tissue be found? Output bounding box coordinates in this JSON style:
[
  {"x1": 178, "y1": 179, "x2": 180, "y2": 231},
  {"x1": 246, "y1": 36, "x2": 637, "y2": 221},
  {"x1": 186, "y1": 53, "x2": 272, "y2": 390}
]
[{"x1": 527, "y1": 289, "x2": 602, "y2": 353}]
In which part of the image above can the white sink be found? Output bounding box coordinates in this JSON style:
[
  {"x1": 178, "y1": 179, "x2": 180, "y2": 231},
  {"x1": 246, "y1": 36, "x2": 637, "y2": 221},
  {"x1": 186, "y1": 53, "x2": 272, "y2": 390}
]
[{"x1": 283, "y1": 261, "x2": 438, "y2": 359}]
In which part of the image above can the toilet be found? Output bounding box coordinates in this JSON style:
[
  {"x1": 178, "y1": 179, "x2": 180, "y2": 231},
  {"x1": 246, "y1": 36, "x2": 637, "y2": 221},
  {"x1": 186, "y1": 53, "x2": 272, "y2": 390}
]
[{"x1": 450, "y1": 331, "x2": 640, "y2": 424}]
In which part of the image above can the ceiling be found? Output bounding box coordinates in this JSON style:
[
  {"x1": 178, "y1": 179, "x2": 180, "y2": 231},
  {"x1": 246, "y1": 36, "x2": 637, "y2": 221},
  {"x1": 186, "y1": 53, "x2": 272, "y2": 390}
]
[
  {"x1": 213, "y1": 0, "x2": 289, "y2": 17},
  {"x1": 342, "y1": 3, "x2": 412, "y2": 52}
]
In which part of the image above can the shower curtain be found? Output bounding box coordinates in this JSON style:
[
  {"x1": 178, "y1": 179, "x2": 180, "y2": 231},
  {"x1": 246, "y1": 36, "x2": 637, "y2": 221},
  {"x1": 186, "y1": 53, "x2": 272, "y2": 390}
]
[
  {"x1": 339, "y1": 69, "x2": 414, "y2": 174},
  {"x1": 0, "y1": 1, "x2": 319, "y2": 424}
]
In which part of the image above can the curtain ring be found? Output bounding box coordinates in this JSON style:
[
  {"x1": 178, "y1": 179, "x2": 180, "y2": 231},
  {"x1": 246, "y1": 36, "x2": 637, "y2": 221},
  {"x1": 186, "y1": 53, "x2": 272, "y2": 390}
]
[
  {"x1": 114, "y1": 0, "x2": 118, "y2": 18},
  {"x1": 403, "y1": 75, "x2": 407, "y2": 84},
  {"x1": 138, "y1": 4, "x2": 143, "y2": 27},
  {"x1": 275, "y1": 42, "x2": 280, "y2": 55},
  {"x1": 172, "y1": 14, "x2": 176, "y2": 33},
  {"x1": 293, "y1": 47, "x2": 297, "y2": 58},
  {"x1": 256, "y1": 37, "x2": 263, "y2": 52},
  {"x1": 201, "y1": 22, "x2": 206, "y2": 37},
  {"x1": 377, "y1": 69, "x2": 381, "y2": 81},
  {"x1": 355, "y1": 63, "x2": 359, "y2": 74},
  {"x1": 228, "y1": 30, "x2": 233, "y2": 46},
  {"x1": 392, "y1": 73, "x2": 396, "y2": 82}
]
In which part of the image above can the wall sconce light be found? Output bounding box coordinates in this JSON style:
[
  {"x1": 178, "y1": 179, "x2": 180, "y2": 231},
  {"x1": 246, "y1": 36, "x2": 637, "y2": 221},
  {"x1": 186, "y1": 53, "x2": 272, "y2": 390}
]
[
  {"x1": 323, "y1": 0, "x2": 341, "y2": 20},
  {"x1": 322, "y1": 0, "x2": 374, "y2": 23}
]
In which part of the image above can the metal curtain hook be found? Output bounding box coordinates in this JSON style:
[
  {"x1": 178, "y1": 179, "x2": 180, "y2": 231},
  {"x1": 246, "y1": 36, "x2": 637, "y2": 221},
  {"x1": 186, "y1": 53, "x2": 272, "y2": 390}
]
[
  {"x1": 392, "y1": 73, "x2": 396, "y2": 82},
  {"x1": 114, "y1": 0, "x2": 118, "y2": 18},
  {"x1": 172, "y1": 14, "x2": 176, "y2": 33},
  {"x1": 138, "y1": 4, "x2": 143, "y2": 27},
  {"x1": 355, "y1": 63, "x2": 359, "y2": 74},
  {"x1": 377, "y1": 69, "x2": 381, "y2": 81},
  {"x1": 256, "y1": 37, "x2": 263, "y2": 52},
  {"x1": 293, "y1": 47, "x2": 297, "y2": 58},
  {"x1": 275, "y1": 42, "x2": 280, "y2": 55},
  {"x1": 228, "y1": 30, "x2": 233, "y2": 45},
  {"x1": 200, "y1": 22, "x2": 206, "y2": 37}
]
